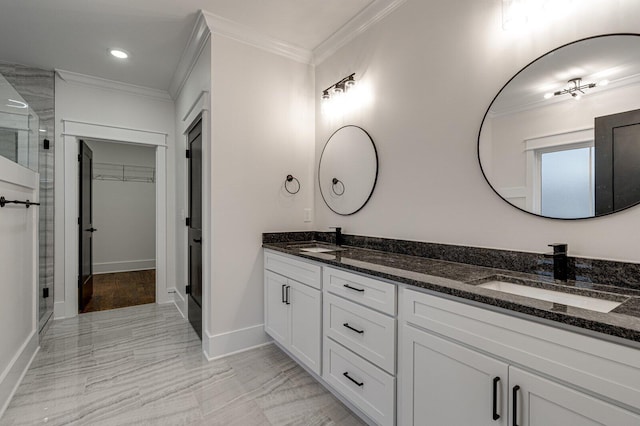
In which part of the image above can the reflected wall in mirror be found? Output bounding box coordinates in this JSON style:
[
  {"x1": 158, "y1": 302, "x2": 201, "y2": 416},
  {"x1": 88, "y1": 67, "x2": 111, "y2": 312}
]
[
  {"x1": 0, "y1": 72, "x2": 39, "y2": 171},
  {"x1": 479, "y1": 34, "x2": 640, "y2": 219},
  {"x1": 318, "y1": 125, "x2": 378, "y2": 215}
]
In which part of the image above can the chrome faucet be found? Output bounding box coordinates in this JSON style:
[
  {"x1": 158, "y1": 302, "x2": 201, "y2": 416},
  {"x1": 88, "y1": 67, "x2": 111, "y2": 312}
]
[
  {"x1": 546, "y1": 243, "x2": 568, "y2": 282},
  {"x1": 329, "y1": 226, "x2": 343, "y2": 246}
]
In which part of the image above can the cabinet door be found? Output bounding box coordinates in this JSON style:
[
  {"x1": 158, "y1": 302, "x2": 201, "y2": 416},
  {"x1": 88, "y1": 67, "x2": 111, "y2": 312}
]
[
  {"x1": 401, "y1": 324, "x2": 509, "y2": 426},
  {"x1": 509, "y1": 366, "x2": 640, "y2": 426},
  {"x1": 264, "y1": 270, "x2": 289, "y2": 346},
  {"x1": 289, "y1": 279, "x2": 322, "y2": 375}
]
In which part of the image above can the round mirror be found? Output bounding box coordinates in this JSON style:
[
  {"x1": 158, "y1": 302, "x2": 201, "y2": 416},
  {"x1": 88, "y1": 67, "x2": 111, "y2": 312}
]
[
  {"x1": 479, "y1": 34, "x2": 640, "y2": 219},
  {"x1": 319, "y1": 125, "x2": 378, "y2": 215}
]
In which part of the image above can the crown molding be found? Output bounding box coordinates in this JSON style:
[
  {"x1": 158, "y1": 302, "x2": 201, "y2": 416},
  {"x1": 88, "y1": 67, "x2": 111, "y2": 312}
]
[
  {"x1": 168, "y1": 12, "x2": 212, "y2": 99},
  {"x1": 200, "y1": 10, "x2": 313, "y2": 65},
  {"x1": 56, "y1": 69, "x2": 172, "y2": 101},
  {"x1": 313, "y1": 0, "x2": 408, "y2": 65}
]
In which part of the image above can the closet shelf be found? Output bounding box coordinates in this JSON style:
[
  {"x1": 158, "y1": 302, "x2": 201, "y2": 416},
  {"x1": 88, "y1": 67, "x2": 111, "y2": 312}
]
[{"x1": 93, "y1": 162, "x2": 155, "y2": 183}]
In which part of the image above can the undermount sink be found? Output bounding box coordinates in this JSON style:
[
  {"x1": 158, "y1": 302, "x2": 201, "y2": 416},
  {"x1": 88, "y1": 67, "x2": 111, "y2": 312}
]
[
  {"x1": 476, "y1": 278, "x2": 624, "y2": 313},
  {"x1": 300, "y1": 247, "x2": 339, "y2": 253},
  {"x1": 286, "y1": 242, "x2": 346, "y2": 253}
]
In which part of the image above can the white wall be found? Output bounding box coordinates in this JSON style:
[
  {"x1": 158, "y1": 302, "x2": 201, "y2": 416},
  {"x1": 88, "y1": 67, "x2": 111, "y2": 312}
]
[
  {"x1": 85, "y1": 140, "x2": 156, "y2": 274},
  {"x1": 207, "y1": 34, "x2": 315, "y2": 355},
  {"x1": 0, "y1": 158, "x2": 38, "y2": 416},
  {"x1": 314, "y1": 0, "x2": 640, "y2": 264},
  {"x1": 55, "y1": 73, "x2": 176, "y2": 317}
]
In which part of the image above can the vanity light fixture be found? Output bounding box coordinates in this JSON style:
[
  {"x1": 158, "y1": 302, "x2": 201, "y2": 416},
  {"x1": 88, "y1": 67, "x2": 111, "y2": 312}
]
[
  {"x1": 109, "y1": 48, "x2": 129, "y2": 59},
  {"x1": 322, "y1": 73, "x2": 356, "y2": 102}
]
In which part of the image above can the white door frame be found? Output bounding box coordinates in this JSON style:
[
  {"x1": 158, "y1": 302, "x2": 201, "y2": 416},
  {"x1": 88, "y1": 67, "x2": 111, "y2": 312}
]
[{"x1": 59, "y1": 119, "x2": 168, "y2": 318}]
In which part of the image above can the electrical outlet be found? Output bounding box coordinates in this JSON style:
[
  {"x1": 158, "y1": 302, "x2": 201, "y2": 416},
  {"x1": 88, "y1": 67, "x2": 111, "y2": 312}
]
[{"x1": 304, "y1": 208, "x2": 312, "y2": 223}]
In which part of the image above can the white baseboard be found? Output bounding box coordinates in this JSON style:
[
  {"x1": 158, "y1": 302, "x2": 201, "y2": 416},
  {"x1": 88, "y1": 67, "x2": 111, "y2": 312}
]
[
  {"x1": 93, "y1": 259, "x2": 156, "y2": 274},
  {"x1": 53, "y1": 301, "x2": 66, "y2": 320},
  {"x1": 203, "y1": 324, "x2": 272, "y2": 360},
  {"x1": 171, "y1": 288, "x2": 186, "y2": 319},
  {"x1": 0, "y1": 331, "x2": 39, "y2": 418}
]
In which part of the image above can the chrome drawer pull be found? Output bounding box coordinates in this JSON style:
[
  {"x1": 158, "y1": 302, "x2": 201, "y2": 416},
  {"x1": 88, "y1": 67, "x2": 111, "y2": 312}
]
[
  {"x1": 343, "y1": 283, "x2": 364, "y2": 292},
  {"x1": 343, "y1": 372, "x2": 364, "y2": 387},
  {"x1": 343, "y1": 322, "x2": 364, "y2": 334}
]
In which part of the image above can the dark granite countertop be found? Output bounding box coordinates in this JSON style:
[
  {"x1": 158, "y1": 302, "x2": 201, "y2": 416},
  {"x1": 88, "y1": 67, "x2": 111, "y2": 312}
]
[{"x1": 263, "y1": 241, "x2": 640, "y2": 347}]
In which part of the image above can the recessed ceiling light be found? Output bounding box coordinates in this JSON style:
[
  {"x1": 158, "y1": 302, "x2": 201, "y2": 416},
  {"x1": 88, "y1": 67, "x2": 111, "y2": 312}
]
[{"x1": 109, "y1": 48, "x2": 129, "y2": 59}]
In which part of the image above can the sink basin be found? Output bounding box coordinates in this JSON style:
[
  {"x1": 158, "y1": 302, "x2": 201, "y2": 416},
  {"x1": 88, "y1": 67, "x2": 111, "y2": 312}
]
[
  {"x1": 477, "y1": 280, "x2": 623, "y2": 313},
  {"x1": 300, "y1": 247, "x2": 339, "y2": 253},
  {"x1": 286, "y1": 242, "x2": 346, "y2": 253}
]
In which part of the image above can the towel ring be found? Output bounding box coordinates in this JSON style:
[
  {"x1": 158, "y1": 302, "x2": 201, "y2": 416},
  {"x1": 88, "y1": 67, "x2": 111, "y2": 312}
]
[
  {"x1": 331, "y1": 178, "x2": 345, "y2": 196},
  {"x1": 285, "y1": 175, "x2": 301, "y2": 194}
]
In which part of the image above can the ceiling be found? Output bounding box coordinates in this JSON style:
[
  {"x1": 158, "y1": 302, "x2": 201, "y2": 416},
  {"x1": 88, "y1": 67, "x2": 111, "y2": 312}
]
[
  {"x1": 489, "y1": 35, "x2": 640, "y2": 115},
  {"x1": 0, "y1": 0, "x2": 374, "y2": 91}
]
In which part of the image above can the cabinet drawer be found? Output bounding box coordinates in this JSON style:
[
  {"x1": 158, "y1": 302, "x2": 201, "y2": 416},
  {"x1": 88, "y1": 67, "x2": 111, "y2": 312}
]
[
  {"x1": 324, "y1": 267, "x2": 396, "y2": 315},
  {"x1": 325, "y1": 292, "x2": 396, "y2": 374},
  {"x1": 264, "y1": 250, "x2": 321, "y2": 289},
  {"x1": 324, "y1": 338, "x2": 395, "y2": 426}
]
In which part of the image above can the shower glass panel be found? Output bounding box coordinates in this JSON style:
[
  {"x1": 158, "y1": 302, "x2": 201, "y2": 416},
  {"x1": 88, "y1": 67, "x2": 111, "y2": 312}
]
[
  {"x1": 0, "y1": 65, "x2": 55, "y2": 333},
  {"x1": 0, "y1": 73, "x2": 39, "y2": 170}
]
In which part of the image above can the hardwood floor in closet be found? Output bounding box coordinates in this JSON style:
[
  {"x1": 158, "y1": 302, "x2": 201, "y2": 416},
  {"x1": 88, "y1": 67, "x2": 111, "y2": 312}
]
[{"x1": 81, "y1": 270, "x2": 155, "y2": 313}]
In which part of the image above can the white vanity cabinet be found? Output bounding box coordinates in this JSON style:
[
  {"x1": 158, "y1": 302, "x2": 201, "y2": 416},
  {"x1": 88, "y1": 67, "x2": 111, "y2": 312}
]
[
  {"x1": 400, "y1": 288, "x2": 640, "y2": 426},
  {"x1": 264, "y1": 251, "x2": 322, "y2": 375},
  {"x1": 401, "y1": 324, "x2": 509, "y2": 425},
  {"x1": 323, "y1": 267, "x2": 397, "y2": 426}
]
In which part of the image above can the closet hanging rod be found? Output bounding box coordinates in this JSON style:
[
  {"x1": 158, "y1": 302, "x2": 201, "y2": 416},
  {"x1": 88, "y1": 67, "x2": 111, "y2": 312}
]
[{"x1": 0, "y1": 196, "x2": 40, "y2": 208}]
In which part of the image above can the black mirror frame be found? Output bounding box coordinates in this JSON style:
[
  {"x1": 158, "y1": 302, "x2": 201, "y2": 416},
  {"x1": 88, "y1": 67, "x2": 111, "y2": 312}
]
[
  {"x1": 477, "y1": 33, "x2": 640, "y2": 221},
  {"x1": 318, "y1": 125, "x2": 379, "y2": 216}
]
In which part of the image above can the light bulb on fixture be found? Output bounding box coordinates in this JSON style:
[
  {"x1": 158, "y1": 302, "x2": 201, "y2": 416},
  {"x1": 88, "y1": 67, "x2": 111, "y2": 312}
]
[
  {"x1": 109, "y1": 48, "x2": 129, "y2": 59},
  {"x1": 598, "y1": 79, "x2": 609, "y2": 87},
  {"x1": 344, "y1": 75, "x2": 356, "y2": 92},
  {"x1": 543, "y1": 92, "x2": 553, "y2": 99}
]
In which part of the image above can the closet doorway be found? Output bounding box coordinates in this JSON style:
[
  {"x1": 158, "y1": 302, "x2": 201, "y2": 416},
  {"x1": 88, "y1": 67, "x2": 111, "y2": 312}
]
[{"x1": 79, "y1": 139, "x2": 157, "y2": 313}]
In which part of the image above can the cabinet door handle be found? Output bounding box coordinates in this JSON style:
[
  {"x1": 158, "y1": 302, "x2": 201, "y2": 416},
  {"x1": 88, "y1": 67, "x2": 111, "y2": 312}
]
[
  {"x1": 343, "y1": 283, "x2": 364, "y2": 292},
  {"x1": 343, "y1": 322, "x2": 364, "y2": 334},
  {"x1": 343, "y1": 372, "x2": 364, "y2": 387},
  {"x1": 285, "y1": 285, "x2": 291, "y2": 305},
  {"x1": 281, "y1": 284, "x2": 286, "y2": 304},
  {"x1": 492, "y1": 377, "x2": 500, "y2": 421},
  {"x1": 512, "y1": 385, "x2": 520, "y2": 426}
]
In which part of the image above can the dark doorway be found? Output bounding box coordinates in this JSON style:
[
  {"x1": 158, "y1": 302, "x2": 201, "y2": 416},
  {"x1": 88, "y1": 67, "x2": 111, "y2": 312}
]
[
  {"x1": 187, "y1": 119, "x2": 203, "y2": 339},
  {"x1": 79, "y1": 140, "x2": 95, "y2": 311},
  {"x1": 595, "y1": 108, "x2": 640, "y2": 215}
]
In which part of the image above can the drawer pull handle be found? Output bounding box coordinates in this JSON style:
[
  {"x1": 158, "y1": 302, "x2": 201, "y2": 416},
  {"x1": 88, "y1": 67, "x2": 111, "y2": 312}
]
[
  {"x1": 285, "y1": 285, "x2": 291, "y2": 305},
  {"x1": 343, "y1": 284, "x2": 364, "y2": 292},
  {"x1": 492, "y1": 377, "x2": 500, "y2": 421},
  {"x1": 343, "y1": 372, "x2": 364, "y2": 387},
  {"x1": 343, "y1": 323, "x2": 364, "y2": 334},
  {"x1": 512, "y1": 385, "x2": 520, "y2": 426},
  {"x1": 281, "y1": 284, "x2": 286, "y2": 304}
]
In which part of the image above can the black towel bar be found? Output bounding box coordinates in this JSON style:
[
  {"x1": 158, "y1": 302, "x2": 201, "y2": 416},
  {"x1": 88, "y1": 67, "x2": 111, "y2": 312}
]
[{"x1": 0, "y1": 196, "x2": 40, "y2": 208}]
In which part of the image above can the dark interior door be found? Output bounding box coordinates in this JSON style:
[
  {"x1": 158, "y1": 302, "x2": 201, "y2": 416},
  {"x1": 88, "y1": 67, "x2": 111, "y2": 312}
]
[
  {"x1": 595, "y1": 108, "x2": 640, "y2": 215},
  {"x1": 188, "y1": 119, "x2": 203, "y2": 339},
  {"x1": 79, "y1": 140, "x2": 95, "y2": 311}
]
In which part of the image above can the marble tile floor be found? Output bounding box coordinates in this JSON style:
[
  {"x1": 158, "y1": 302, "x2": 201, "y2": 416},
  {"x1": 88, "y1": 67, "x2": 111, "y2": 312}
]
[{"x1": 0, "y1": 303, "x2": 366, "y2": 426}]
